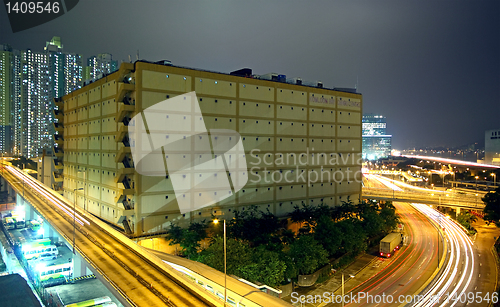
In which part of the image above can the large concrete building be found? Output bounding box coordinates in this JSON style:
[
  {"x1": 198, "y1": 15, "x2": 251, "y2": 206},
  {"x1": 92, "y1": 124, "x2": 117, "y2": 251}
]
[
  {"x1": 485, "y1": 129, "x2": 500, "y2": 166},
  {"x1": 55, "y1": 61, "x2": 363, "y2": 235}
]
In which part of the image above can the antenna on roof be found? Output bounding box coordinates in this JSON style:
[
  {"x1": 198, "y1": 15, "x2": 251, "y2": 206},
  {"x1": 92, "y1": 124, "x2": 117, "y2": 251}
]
[
  {"x1": 128, "y1": 55, "x2": 131, "y2": 63},
  {"x1": 355, "y1": 75, "x2": 359, "y2": 90},
  {"x1": 136, "y1": 50, "x2": 139, "y2": 61}
]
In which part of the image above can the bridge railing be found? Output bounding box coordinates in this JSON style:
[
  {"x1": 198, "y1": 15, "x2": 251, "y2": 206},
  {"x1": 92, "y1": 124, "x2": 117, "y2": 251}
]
[{"x1": 362, "y1": 187, "x2": 485, "y2": 209}]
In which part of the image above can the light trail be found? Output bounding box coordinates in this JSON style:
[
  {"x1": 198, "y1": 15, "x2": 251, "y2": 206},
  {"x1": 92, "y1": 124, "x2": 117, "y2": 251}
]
[
  {"x1": 365, "y1": 174, "x2": 403, "y2": 191},
  {"x1": 402, "y1": 155, "x2": 500, "y2": 169},
  {"x1": 6, "y1": 165, "x2": 90, "y2": 227},
  {"x1": 366, "y1": 173, "x2": 477, "y2": 307},
  {"x1": 411, "y1": 203, "x2": 475, "y2": 307}
]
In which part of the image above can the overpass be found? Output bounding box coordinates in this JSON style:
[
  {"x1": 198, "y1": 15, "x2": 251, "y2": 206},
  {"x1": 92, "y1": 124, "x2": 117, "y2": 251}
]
[
  {"x1": 362, "y1": 187, "x2": 485, "y2": 209},
  {"x1": 362, "y1": 174, "x2": 487, "y2": 214},
  {"x1": 1, "y1": 165, "x2": 219, "y2": 307}
]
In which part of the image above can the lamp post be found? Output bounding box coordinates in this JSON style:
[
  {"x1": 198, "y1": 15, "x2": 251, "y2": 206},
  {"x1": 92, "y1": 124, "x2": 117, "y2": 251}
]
[
  {"x1": 214, "y1": 218, "x2": 227, "y2": 306},
  {"x1": 437, "y1": 214, "x2": 441, "y2": 269},
  {"x1": 77, "y1": 168, "x2": 87, "y2": 212},
  {"x1": 341, "y1": 273, "x2": 355, "y2": 307},
  {"x1": 475, "y1": 176, "x2": 479, "y2": 207},
  {"x1": 492, "y1": 173, "x2": 496, "y2": 188},
  {"x1": 73, "y1": 187, "x2": 83, "y2": 254}
]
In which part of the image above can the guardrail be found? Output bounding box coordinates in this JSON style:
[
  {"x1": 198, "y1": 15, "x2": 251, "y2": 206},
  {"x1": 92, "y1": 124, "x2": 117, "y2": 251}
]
[{"x1": 362, "y1": 187, "x2": 485, "y2": 209}]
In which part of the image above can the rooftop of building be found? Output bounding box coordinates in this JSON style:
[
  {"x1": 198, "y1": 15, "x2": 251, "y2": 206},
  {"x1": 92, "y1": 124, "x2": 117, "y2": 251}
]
[{"x1": 82, "y1": 59, "x2": 361, "y2": 95}]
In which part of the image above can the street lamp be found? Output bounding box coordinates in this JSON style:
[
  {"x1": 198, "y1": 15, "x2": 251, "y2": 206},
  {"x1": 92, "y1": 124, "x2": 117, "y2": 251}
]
[
  {"x1": 491, "y1": 173, "x2": 496, "y2": 188},
  {"x1": 73, "y1": 187, "x2": 83, "y2": 254},
  {"x1": 77, "y1": 168, "x2": 87, "y2": 212},
  {"x1": 213, "y1": 218, "x2": 227, "y2": 306},
  {"x1": 341, "y1": 273, "x2": 355, "y2": 307},
  {"x1": 475, "y1": 176, "x2": 479, "y2": 207}
]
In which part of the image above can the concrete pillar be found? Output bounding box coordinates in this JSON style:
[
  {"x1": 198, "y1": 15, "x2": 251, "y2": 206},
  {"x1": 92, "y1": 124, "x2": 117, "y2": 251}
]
[
  {"x1": 456, "y1": 207, "x2": 461, "y2": 216},
  {"x1": 42, "y1": 220, "x2": 54, "y2": 240},
  {"x1": 18, "y1": 194, "x2": 36, "y2": 221},
  {"x1": 72, "y1": 253, "x2": 88, "y2": 278}
]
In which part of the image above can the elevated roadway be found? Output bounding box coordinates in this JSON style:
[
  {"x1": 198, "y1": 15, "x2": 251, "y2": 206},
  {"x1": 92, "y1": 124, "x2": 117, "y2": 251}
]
[
  {"x1": 362, "y1": 175, "x2": 486, "y2": 210},
  {"x1": 1, "y1": 165, "x2": 216, "y2": 307}
]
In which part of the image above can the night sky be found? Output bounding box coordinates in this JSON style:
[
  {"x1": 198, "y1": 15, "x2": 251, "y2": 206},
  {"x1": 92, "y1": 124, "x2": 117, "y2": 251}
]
[{"x1": 1, "y1": 1, "x2": 499, "y2": 149}]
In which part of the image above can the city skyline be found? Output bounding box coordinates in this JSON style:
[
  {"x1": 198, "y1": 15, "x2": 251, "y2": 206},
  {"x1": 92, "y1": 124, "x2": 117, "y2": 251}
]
[
  {"x1": 1, "y1": 1, "x2": 498, "y2": 149},
  {"x1": 0, "y1": 37, "x2": 119, "y2": 157}
]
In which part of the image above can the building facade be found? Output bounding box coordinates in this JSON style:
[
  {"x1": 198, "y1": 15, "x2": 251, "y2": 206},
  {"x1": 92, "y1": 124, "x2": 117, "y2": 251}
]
[
  {"x1": 56, "y1": 62, "x2": 363, "y2": 235},
  {"x1": 84, "y1": 53, "x2": 118, "y2": 83},
  {"x1": 0, "y1": 44, "x2": 14, "y2": 154},
  {"x1": 362, "y1": 114, "x2": 392, "y2": 160},
  {"x1": 1, "y1": 37, "x2": 84, "y2": 158},
  {"x1": 485, "y1": 129, "x2": 500, "y2": 166}
]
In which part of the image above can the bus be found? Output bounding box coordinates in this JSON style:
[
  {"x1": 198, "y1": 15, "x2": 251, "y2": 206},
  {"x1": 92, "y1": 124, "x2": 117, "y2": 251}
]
[
  {"x1": 36, "y1": 262, "x2": 72, "y2": 283},
  {"x1": 4, "y1": 217, "x2": 15, "y2": 229},
  {"x1": 23, "y1": 244, "x2": 58, "y2": 260},
  {"x1": 3, "y1": 217, "x2": 16, "y2": 230},
  {"x1": 22, "y1": 238, "x2": 51, "y2": 250},
  {"x1": 16, "y1": 219, "x2": 25, "y2": 229},
  {"x1": 28, "y1": 220, "x2": 41, "y2": 232}
]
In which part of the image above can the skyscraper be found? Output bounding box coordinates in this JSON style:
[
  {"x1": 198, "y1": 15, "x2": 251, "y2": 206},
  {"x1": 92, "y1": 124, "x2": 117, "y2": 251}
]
[
  {"x1": 362, "y1": 114, "x2": 392, "y2": 160},
  {"x1": 1, "y1": 37, "x2": 84, "y2": 158},
  {"x1": 84, "y1": 53, "x2": 118, "y2": 82},
  {"x1": 0, "y1": 44, "x2": 14, "y2": 154}
]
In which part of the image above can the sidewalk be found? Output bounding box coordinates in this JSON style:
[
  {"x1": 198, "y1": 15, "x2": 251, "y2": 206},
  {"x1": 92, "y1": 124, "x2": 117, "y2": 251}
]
[{"x1": 283, "y1": 245, "x2": 396, "y2": 306}]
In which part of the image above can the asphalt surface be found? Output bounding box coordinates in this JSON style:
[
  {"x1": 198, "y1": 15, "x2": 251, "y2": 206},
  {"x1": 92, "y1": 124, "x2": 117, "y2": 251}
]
[
  {"x1": 285, "y1": 202, "x2": 442, "y2": 307},
  {"x1": 3, "y1": 167, "x2": 211, "y2": 307}
]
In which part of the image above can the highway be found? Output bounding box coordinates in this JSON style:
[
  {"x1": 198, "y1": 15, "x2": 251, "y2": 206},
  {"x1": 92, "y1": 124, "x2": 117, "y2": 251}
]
[
  {"x1": 321, "y1": 201, "x2": 443, "y2": 307},
  {"x1": 362, "y1": 175, "x2": 485, "y2": 209},
  {"x1": 366, "y1": 174, "x2": 487, "y2": 307},
  {"x1": 1, "y1": 165, "x2": 214, "y2": 307}
]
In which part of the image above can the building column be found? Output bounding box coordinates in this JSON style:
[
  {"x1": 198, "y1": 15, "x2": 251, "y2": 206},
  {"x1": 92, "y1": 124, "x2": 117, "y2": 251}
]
[
  {"x1": 72, "y1": 253, "x2": 89, "y2": 278},
  {"x1": 42, "y1": 220, "x2": 54, "y2": 240}
]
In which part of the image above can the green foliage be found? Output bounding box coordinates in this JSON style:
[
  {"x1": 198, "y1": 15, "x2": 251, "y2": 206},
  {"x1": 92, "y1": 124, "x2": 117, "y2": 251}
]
[
  {"x1": 313, "y1": 215, "x2": 342, "y2": 256},
  {"x1": 456, "y1": 211, "x2": 478, "y2": 233},
  {"x1": 336, "y1": 218, "x2": 367, "y2": 256},
  {"x1": 379, "y1": 201, "x2": 399, "y2": 233},
  {"x1": 179, "y1": 199, "x2": 401, "y2": 287},
  {"x1": 229, "y1": 206, "x2": 281, "y2": 247},
  {"x1": 195, "y1": 236, "x2": 252, "y2": 274},
  {"x1": 483, "y1": 188, "x2": 500, "y2": 224},
  {"x1": 165, "y1": 221, "x2": 208, "y2": 258},
  {"x1": 236, "y1": 247, "x2": 286, "y2": 288},
  {"x1": 288, "y1": 235, "x2": 328, "y2": 275}
]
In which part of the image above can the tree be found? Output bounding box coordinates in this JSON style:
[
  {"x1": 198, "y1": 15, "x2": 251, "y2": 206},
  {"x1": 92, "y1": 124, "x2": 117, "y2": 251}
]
[
  {"x1": 195, "y1": 237, "x2": 252, "y2": 274},
  {"x1": 336, "y1": 219, "x2": 367, "y2": 256},
  {"x1": 338, "y1": 198, "x2": 357, "y2": 220},
  {"x1": 290, "y1": 203, "x2": 331, "y2": 235},
  {"x1": 236, "y1": 247, "x2": 286, "y2": 287},
  {"x1": 457, "y1": 211, "x2": 478, "y2": 230},
  {"x1": 229, "y1": 206, "x2": 280, "y2": 246},
  {"x1": 313, "y1": 215, "x2": 342, "y2": 256},
  {"x1": 379, "y1": 201, "x2": 399, "y2": 233},
  {"x1": 288, "y1": 235, "x2": 328, "y2": 275},
  {"x1": 165, "y1": 221, "x2": 208, "y2": 258},
  {"x1": 483, "y1": 187, "x2": 500, "y2": 224}
]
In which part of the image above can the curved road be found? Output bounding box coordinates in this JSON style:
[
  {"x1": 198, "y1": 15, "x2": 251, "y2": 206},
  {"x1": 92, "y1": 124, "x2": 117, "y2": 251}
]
[{"x1": 322, "y1": 201, "x2": 442, "y2": 307}]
